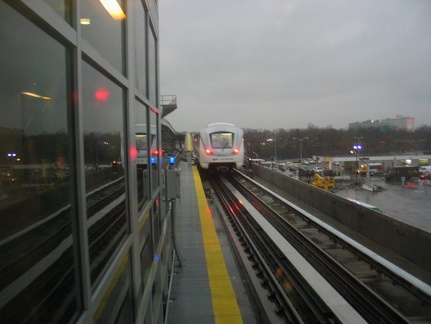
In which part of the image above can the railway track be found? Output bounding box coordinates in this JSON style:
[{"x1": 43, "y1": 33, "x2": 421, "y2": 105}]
[
  {"x1": 206, "y1": 169, "x2": 431, "y2": 323},
  {"x1": 210, "y1": 176, "x2": 333, "y2": 323}
]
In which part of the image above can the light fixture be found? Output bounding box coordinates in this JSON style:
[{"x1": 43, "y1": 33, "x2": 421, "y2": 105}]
[
  {"x1": 100, "y1": 0, "x2": 126, "y2": 20},
  {"x1": 21, "y1": 91, "x2": 51, "y2": 100},
  {"x1": 80, "y1": 18, "x2": 91, "y2": 25}
]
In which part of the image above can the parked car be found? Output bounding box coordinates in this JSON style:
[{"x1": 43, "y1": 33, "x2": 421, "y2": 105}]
[
  {"x1": 313, "y1": 167, "x2": 323, "y2": 174},
  {"x1": 420, "y1": 173, "x2": 431, "y2": 180},
  {"x1": 419, "y1": 166, "x2": 431, "y2": 174}
]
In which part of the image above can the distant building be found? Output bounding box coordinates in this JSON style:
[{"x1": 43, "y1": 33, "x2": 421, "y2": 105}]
[{"x1": 349, "y1": 116, "x2": 415, "y2": 132}]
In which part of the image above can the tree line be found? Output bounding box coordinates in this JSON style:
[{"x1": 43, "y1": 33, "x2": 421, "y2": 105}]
[{"x1": 243, "y1": 125, "x2": 431, "y2": 161}]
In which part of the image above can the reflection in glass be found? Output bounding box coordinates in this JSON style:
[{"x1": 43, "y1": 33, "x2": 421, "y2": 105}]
[
  {"x1": 150, "y1": 110, "x2": 159, "y2": 193},
  {"x1": 140, "y1": 224, "x2": 152, "y2": 290},
  {"x1": 152, "y1": 198, "x2": 161, "y2": 243},
  {"x1": 148, "y1": 29, "x2": 157, "y2": 105},
  {"x1": 135, "y1": 100, "x2": 149, "y2": 211},
  {"x1": 0, "y1": 3, "x2": 77, "y2": 322},
  {"x1": 134, "y1": 0, "x2": 147, "y2": 95},
  {"x1": 80, "y1": 0, "x2": 125, "y2": 73},
  {"x1": 99, "y1": 0, "x2": 126, "y2": 20},
  {"x1": 43, "y1": 0, "x2": 73, "y2": 25},
  {"x1": 94, "y1": 254, "x2": 134, "y2": 323},
  {"x1": 82, "y1": 61, "x2": 127, "y2": 285}
]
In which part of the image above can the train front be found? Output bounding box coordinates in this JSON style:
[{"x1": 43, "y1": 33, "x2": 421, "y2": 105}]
[{"x1": 199, "y1": 123, "x2": 244, "y2": 170}]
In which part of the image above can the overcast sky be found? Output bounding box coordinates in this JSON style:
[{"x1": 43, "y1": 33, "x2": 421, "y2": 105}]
[{"x1": 159, "y1": 1, "x2": 431, "y2": 132}]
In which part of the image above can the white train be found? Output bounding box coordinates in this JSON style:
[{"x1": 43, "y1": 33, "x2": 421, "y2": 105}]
[
  {"x1": 135, "y1": 124, "x2": 158, "y2": 168},
  {"x1": 193, "y1": 123, "x2": 244, "y2": 170}
]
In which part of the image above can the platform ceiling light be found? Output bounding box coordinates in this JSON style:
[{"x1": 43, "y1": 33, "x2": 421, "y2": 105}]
[
  {"x1": 80, "y1": 18, "x2": 91, "y2": 25},
  {"x1": 100, "y1": 0, "x2": 126, "y2": 20},
  {"x1": 21, "y1": 91, "x2": 51, "y2": 100}
]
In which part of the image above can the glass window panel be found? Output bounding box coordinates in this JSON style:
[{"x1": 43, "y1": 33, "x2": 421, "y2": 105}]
[
  {"x1": 135, "y1": 100, "x2": 149, "y2": 211},
  {"x1": 43, "y1": 0, "x2": 73, "y2": 25},
  {"x1": 0, "y1": 3, "x2": 77, "y2": 322},
  {"x1": 80, "y1": 0, "x2": 125, "y2": 74},
  {"x1": 134, "y1": 0, "x2": 147, "y2": 96},
  {"x1": 82, "y1": 61, "x2": 127, "y2": 285},
  {"x1": 149, "y1": 110, "x2": 159, "y2": 193},
  {"x1": 148, "y1": 29, "x2": 157, "y2": 104},
  {"x1": 94, "y1": 254, "x2": 133, "y2": 323},
  {"x1": 140, "y1": 235, "x2": 152, "y2": 291},
  {"x1": 211, "y1": 132, "x2": 234, "y2": 148},
  {"x1": 152, "y1": 198, "x2": 161, "y2": 242}
]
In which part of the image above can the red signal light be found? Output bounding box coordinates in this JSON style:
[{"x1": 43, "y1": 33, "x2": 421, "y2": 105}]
[
  {"x1": 130, "y1": 146, "x2": 137, "y2": 159},
  {"x1": 95, "y1": 87, "x2": 110, "y2": 101}
]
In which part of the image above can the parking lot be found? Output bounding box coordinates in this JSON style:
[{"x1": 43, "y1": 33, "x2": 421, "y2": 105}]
[
  {"x1": 261, "y1": 160, "x2": 431, "y2": 233},
  {"x1": 335, "y1": 177, "x2": 431, "y2": 233}
]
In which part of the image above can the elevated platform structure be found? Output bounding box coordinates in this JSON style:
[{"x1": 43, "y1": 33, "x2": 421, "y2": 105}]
[
  {"x1": 166, "y1": 162, "x2": 257, "y2": 323},
  {"x1": 161, "y1": 95, "x2": 178, "y2": 119}
]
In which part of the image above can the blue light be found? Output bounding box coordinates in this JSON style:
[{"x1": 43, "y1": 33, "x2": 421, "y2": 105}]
[
  {"x1": 169, "y1": 156, "x2": 175, "y2": 165},
  {"x1": 154, "y1": 254, "x2": 159, "y2": 261},
  {"x1": 150, "y1": 157, "x2": 156, "y2": 165}
]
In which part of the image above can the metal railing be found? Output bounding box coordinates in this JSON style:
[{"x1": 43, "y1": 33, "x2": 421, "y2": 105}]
[{"x1": 160, "y1": 95, "x2": 177, "y2": 106}]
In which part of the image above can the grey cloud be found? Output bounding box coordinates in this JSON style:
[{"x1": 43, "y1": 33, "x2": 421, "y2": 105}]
[{"x1": 160, "y1": 0, "x2": 431, "y2": 131}]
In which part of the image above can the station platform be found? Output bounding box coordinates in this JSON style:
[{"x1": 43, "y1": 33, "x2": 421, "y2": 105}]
[{"x1": 166, "y1": 162, "x2": 257, "y2": 324}]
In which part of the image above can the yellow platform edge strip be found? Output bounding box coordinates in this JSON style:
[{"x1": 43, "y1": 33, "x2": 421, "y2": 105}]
[{"x1": 192, "y1": 167, "x2": 243, "y2": 324}]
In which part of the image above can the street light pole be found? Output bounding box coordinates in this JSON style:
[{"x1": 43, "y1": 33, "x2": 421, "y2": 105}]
[
  {"x1": 350, "y1": 150, "x2": 359, "y2": 183},
  {"x1": 293, "y1": 137, "x2": 308, "y2": 163},
  {"x1": 266, "y1": 138, "x2": 277, "y2": 162},
  {"x1": 352, "y1": 136, "x2": 363, "y2": 184}
]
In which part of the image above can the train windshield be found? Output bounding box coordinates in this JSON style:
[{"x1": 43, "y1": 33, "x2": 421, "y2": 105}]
[
  {"x1": 136, "y1": 134, "x2": 149, "y2": 150},
  {"x1": 135, "y1": 124, "x2": 157, "y2": 151},
  {"x1": 210, "y1": 132, "x2": 233, "y2": 148}
]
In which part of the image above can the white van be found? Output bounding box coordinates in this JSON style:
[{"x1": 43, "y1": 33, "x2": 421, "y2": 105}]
[{"x1": 419, "y1": 166, "x2": 431, "y2": 174}]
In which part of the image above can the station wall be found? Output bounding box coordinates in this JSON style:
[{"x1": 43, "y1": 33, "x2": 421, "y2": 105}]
[
  {"x1": 0, "y1": 1, "x2": 172, "y2": 323},
  {"x1": 253, "y1": 165, "x2": 431, "y2": 273}
]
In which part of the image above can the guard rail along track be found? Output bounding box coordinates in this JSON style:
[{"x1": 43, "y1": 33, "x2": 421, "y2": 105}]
[{"x1": 207, "y1": 169, "x2": 431, "y2": 323}]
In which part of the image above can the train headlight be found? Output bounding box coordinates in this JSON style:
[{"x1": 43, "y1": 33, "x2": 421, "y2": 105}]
[
  {"x1": 233, "y1": 148, "x2": 239, "y2": 154},
  {"x1": 205, "y1": 148, "x2": 213, "y2": 155}
]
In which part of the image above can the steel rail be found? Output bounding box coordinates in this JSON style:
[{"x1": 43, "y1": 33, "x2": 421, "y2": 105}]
[
  {"x1": 229, "y1": 172, "x2": 415, "y2": 323},
  {"x1": 210, "y1": 176, "x2": 338, "y2": 323}
]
